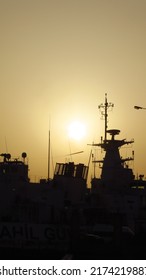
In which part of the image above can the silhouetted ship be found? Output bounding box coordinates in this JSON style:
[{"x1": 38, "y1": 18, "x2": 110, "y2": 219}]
[
  {"x1": 90, "y1": 95, "x2": 146, "y2": 231},
  {"x1": 0, "y1": 94, "x2": 146, "y2": 259},
  {"x1": 0, "y1": 151, "x2": 89, "y2": 258}
]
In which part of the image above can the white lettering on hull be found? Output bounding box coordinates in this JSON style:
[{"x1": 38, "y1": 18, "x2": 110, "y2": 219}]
[{"x1": 0, "y1": 223, "x2": 71, "y2": 249}]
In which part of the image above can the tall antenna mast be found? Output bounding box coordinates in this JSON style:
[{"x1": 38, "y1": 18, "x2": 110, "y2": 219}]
[
  {"x1": 98, "y1": 93, "x2": 114, "y2": 141},
  {"x1": 48, "y1": 117, "x2": 51, "y2": 181}
]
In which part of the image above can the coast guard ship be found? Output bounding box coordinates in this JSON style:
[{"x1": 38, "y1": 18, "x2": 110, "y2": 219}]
[{"x1": 0, "y1": 94, "x2": 146, "y2": 259}]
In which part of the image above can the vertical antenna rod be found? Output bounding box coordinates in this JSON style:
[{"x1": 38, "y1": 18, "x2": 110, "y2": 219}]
[
  {"x1": 48, "y1": 129, "x2": 50, "y2": 180},
  {"x1": 98, "y1": 93, "x2": 114, "y2": 141},
  {"x1": 48, "y1": 117, "x2": 51, "y2": 181}
]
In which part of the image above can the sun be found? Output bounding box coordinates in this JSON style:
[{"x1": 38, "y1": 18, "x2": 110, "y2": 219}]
[{"x1": 68, "y1": 121, "x2": 86, "y2": 140}]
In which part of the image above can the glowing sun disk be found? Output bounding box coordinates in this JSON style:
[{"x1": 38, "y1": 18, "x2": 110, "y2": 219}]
[{"x1": 68, "y1": 121, "x2": 86, "y2": 140}]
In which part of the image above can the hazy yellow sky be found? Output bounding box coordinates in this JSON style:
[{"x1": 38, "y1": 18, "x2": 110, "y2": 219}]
[{"x1": 1, "y1": 0, "x2": 146, "y2": 183}]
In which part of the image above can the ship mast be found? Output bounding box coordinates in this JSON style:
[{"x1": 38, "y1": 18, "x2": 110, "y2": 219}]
[
  {"x1": 98, "y1": 93, "x2": 114, "y2": 141},
  {"x1": 88, "y1": 94, "x2": 135, "y2": 184}
]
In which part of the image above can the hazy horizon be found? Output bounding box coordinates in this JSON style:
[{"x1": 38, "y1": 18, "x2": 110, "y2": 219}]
[{"x1": 1, "y1": 0, "x2": 146, "y2": 185}]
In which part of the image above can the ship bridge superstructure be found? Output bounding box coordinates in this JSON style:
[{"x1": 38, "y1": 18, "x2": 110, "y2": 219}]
[
  {"x1": 92, "y1": 128, "x2": 135, "y2": 187},
  {"x1": 90, "y1": 95, "x2": 135, "y2": 189},
  {"x1": 0, "y1": 152, "x2": 29, "y2": 184}
]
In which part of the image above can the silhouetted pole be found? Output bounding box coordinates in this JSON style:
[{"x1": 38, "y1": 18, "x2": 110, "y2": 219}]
[{"x1": 48, "y1": 129, "x2": 50, "y2": 180}]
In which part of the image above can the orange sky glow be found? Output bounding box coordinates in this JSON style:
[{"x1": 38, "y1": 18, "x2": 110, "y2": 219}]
[{"x1": 1, "y1": 0, "x2": 146, "y2": 185}]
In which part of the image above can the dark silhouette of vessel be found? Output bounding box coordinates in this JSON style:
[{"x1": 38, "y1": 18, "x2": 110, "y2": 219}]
[
  {"x1": 0, "y1": 94, "x2": 146, "y2": 259},
  {"x1": 90, "y1": 95, "x2": 146, "y2": 227}
]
